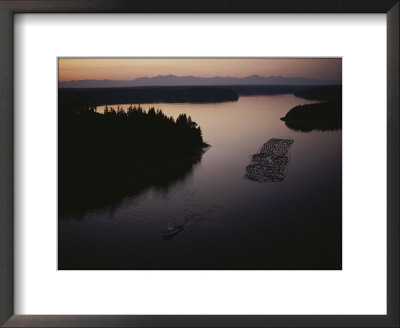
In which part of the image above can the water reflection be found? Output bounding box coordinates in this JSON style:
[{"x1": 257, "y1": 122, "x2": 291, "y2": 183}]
[
  {"x1": 60, "y1": 156, "x2": 203, "y2": 220},
  {"x1": 284, "y1": 120, "x2": 341, "y2": 133}
]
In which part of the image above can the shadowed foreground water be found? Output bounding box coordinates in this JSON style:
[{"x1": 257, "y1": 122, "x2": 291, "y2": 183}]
[{"x1": 59, "y1": 94, "x2": 341, "y2": 270}]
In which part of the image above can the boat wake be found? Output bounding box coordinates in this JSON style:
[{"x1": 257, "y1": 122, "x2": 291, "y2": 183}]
[{"x1": 162, "y1": 204, "x2": 221, "y2": 240}]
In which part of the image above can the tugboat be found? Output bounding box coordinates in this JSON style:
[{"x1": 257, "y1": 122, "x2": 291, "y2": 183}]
[{"x1": 163, "y1": 223, "x2": 184, "y2": 238}]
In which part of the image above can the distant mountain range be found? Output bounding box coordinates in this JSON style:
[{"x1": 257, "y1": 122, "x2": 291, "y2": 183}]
[{"x1": 59, "y1": 74, "x2": 341, "y2": 88}]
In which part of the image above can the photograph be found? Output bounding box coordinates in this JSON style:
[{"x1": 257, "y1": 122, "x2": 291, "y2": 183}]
[{"x1": 58, "y1": 58, "x2": 342, "y2": 270}]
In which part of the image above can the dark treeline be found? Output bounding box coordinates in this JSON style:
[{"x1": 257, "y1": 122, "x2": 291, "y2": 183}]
[
  {"x1": 58, "y1": 85, "x2": 342, "y2": 107},
  {"x1": 281, "y1": 101, "x2": 342, "y2": 132},
  {"x1": 281, "y1": 85, "x2": 342, "y2": 132},
  {"x1": 294, "y1": 85, "x2": 342, "y2": 101},
  {"x1": 227, "y1": 85, "x2": 320, "y2": 96},
  {"x1": 59, "y1": 86, "x2": 239, "y2": 107},
  {"x1": 59, "y1": 100, "x2": 207, "y2": 217}
]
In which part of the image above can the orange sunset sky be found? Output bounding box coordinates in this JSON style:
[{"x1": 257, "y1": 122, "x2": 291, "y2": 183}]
[{"x1": 58, "y1": 58, "x2": 342, "y2": 82}]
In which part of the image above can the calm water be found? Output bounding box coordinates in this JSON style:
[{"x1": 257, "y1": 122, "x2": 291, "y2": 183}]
[{"x1": 59, "y1": 95, "x2": 342, "y2": 270}]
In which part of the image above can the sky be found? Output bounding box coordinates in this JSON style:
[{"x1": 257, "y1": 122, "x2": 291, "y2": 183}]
[{"x1": 58, "y1": 58, "x2": 342, "y2": 82}]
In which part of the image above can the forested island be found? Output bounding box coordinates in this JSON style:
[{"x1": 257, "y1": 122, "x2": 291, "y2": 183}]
[
  {"x1": 59, "y1": 100, "x2": 207, "y2": 216},
  {"x1": 280, "y1": 101, "x2": 342, "y2": 132},
  {"x1": 281, "y1": 86, "x2": 342, "y2": 132}
]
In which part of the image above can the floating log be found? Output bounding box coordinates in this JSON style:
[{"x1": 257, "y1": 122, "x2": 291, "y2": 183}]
[{"x1": 244, "y1": 138, "x2": 294, "y2": 183}]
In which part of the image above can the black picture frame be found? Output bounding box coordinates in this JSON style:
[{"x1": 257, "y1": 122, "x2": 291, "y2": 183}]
[{"x1": 0, "y1": 1, "x2": 398, "y2": 327}]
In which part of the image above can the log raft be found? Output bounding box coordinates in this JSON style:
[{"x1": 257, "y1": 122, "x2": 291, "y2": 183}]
[{"x1": 244, "y1": 138, "x2": 294, "y2": 183}]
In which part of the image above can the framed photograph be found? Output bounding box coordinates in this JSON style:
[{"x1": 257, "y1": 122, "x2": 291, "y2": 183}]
[
  {"x1": 58, "y1": 57, "x2": 342, "y2": 271},
  {"x1": 0, "y1": 1, "x2": 398, "y2": 327}
]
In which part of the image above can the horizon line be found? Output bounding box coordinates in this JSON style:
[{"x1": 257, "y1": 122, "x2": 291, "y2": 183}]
[{"x1": 59, "y1": 74, "x2": 342, "y2": 83}]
